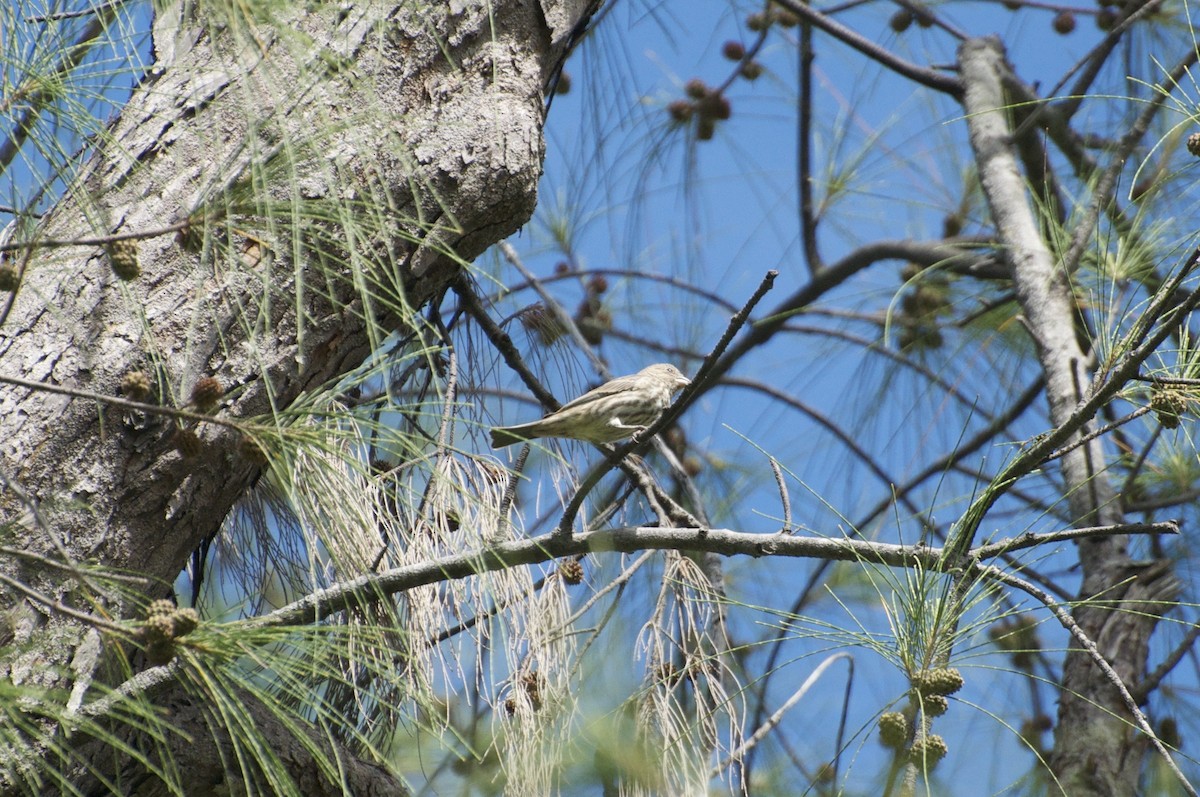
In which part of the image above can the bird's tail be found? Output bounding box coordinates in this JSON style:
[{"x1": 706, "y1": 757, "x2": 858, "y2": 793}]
[{"x1": 490, "y1": 426, "x2": 534, "y2": 449}]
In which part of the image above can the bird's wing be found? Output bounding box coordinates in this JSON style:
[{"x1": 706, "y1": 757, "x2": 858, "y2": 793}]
[{"x1": 554, "y1": 373, "x2": 641, "y2": 412}]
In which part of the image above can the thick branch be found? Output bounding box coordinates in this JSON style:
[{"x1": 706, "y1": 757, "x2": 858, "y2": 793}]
[
  {"x1": 76, "y1": 517, "x2": 1177, "y2": 730},
  {"x1": 247, "y1": 521, "x2": 1173, "y2": 631},
  {"x1": 712, "y1": 239, "x2": 982, "y2": 385}
]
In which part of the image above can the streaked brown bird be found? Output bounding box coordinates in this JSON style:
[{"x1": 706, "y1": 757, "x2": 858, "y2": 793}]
[{"x1": 490, "y1": 363, "x2": 690, "y2": 449}]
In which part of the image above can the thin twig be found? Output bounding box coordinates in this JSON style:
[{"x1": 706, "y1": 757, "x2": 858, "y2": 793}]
[
  {"x1": 0, "y1": 220, "x2": 197, "y2": 254},
  {"x1": 978, "y1": 563, "x2": 1197, "y2": 796},
  {"x1": 498, "y1": 445, "x2": 529, "y2": 531},
  {"x1": 24, "y1": 0, "x2": 127, "y2": 22},
  {"x1": 0, "y1": 372, "x2": 248, "y2": 433},
  {"x1": 0, "y1": 571, "x2": 128, "y2": 636},
  {"x1": 1133, "y1": 374, "x2": 1200, "y2": 386},
  {"x1": 1040, "y1": 405, "x2": 1153, "y2": 466},
  {"x1": 496, "y1": 267, "x2": 742, "y2": 316},
  {"x1": 0, "y1": 545, "x2": 147, "y2": 584},
  {"x1": 973, "y1": 520, "x2": 1179, "y2": 560},
  {"x1": 713, "y1": 652, "x2": 852, "y2": 776},
  {"x1": 796, "y1": 19, "x2": 821, "y2": 274},
  {"x1": 771, "y1": 0, "x2": 961, "y2": 96},
  {"x1": 1134, "y1": 622, "x2": 1200, "y2": 702},
  {"x1": 0, "y1": 204, "x2": 41, "y2": 217},
  {"x1": 452, "y1": 274, "x2": 559, "y2": 409},
  {"x1": 768, "y1": 457, "x2": 792, "y2": 532}
]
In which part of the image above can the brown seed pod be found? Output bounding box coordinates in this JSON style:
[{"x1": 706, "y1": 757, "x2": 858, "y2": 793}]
[
  {"x1": 173, "y1": 428, "x2": 203, "y2": 458},
  {"x1": 575, "y1": 296, "x2": 611, "y2": 345},
  {"x1": 520, "y1": 303, "x2": 568, "y2": 346},
  {"x1": 1150, "y1": 385, "x2": 1188, "y2": 429},
  {"x1": 908, "y1": 734, "x2": 948, "y2": 767},
  {"x1": 190, "y1": 377, "x2": 224, "y2": 411},
  {"x1": 922, "y1": 694, "x2": 949, "y2": 717},
  {"x1": 170, "y1": 607, "x2": 200, "y2": 637},
  {"x1": 912, "y1": 667, "x2": 964, "y2": 697},
  {"x1": 1187, "y1": 132, "x2": 1200, "y2": 158},
  {"x1": 878, "y1": 711, "x2": 909, "y2": 749},
  {"x1": 740, "y1": 61, "x2": 764, "y2": 80},
  {"x1": 0, "y1": 263, "x2": 17, "y2": 292},
  {"x1": 239, "y1": 435, "x2": 271, "y2": 465},
  {"x1": 106, "y1": 239, "x2": 141, "y2": 281},
  {"x1": 520, "y1": 672, "x2": 545, "y2": 711},
  {"x1": 771, "y1": 2, "x2": 800, "y2": 26},
  {"x1": 697, "y1": 93, "x2": 732, "y2": 121},
  {"x1": 746, "y1": 11, "x2": 770, "y2": 31},
  {"x1": 668, "y1": 100, "x2": 694, "y2": 122},
  {"x1": 890, "y1": 9, "x2": 914, "y2": 31},
  {"x1": 943, "y1": 213, "x2": 964, "y2": 237},
  {"x1": 147, "y1": 599, "x2": 176, "y2": 619},
  {"x1": 120, "y1": 371, "x2": 153, "y2": 401},
  {"x1": 558, "y1": 559, "x2": 584, "y2": 585},
  {"x1": 143, "y1": 613, "x2": 176, "y2": 643}
]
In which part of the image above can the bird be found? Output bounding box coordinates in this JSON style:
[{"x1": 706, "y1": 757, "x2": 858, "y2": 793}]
[{"x1": 490, "y1": 363, "x2": 690, "y2": 449}]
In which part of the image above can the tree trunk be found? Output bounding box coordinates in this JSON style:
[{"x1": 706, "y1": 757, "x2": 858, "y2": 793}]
[
  {"x1": 960, "y1": 37, "x2": 1178, "y2": 796},
  {"x1": 0, "y1": 0, "x2": 593, "y2": 790}
]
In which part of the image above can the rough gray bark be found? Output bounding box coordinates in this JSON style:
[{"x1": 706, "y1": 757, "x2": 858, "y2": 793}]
[
  {"x1": 960, "y1": 37, "x2": 1180, "y2": 796},
  {"x1": 0, "y1": 0, "x2": 596, "y2": 791}
]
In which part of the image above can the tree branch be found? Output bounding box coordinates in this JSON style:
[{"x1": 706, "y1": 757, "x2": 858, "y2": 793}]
[
  {"x1": 770, "y1": 0, "x2": 961, "y2": 96},
  {"x1": 79, "y1": 515, "x2": 1177, "y2": 727},
  {"x1": 977, "y1": 562, "x2": 1196, "y2": 796}
]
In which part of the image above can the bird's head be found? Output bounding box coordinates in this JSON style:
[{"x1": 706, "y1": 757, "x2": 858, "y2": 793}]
[{"x1": 644, "y1": 363, "x2": 690, "y2": 392}]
